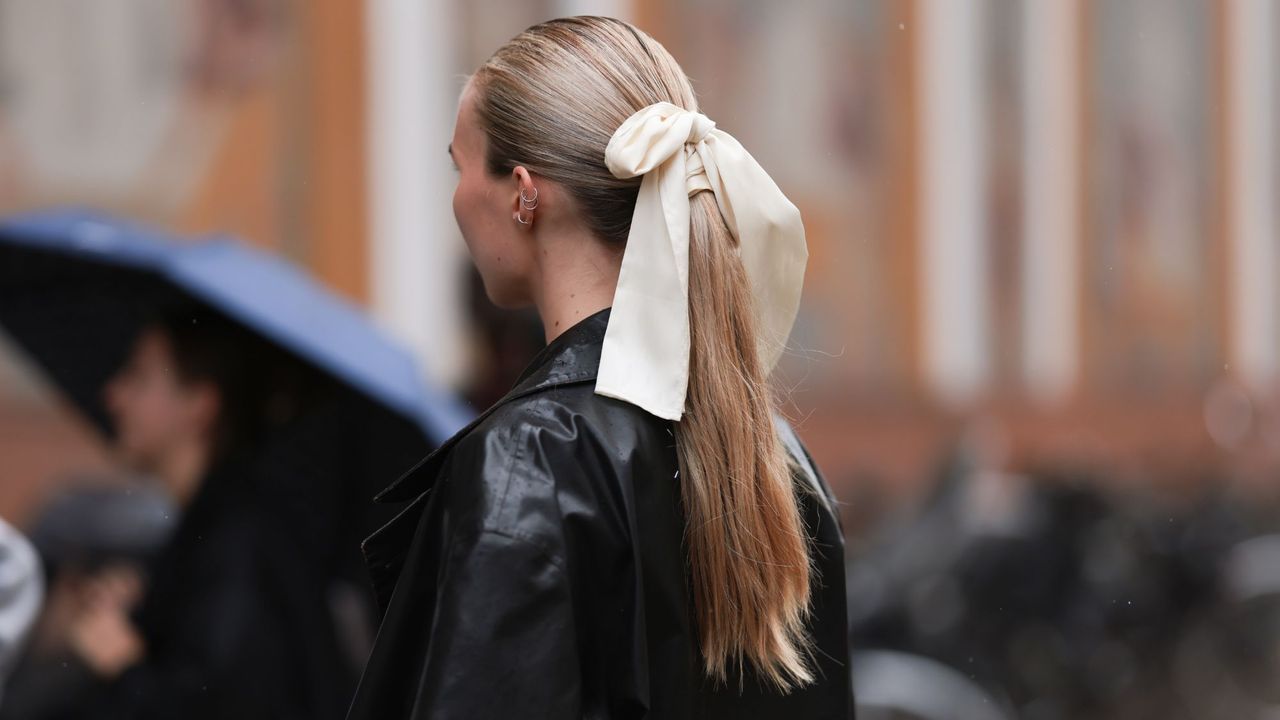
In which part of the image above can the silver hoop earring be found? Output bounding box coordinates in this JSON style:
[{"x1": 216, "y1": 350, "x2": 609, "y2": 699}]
[
  {"x1": 520, "y1": 186, "x2": 539, "y2": 210},
  {"x1": 515, "y1": 212, "x2": 531, "y2": 225}
]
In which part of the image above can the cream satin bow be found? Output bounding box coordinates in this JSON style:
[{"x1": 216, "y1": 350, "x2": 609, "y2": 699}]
[{"x1": 594, "y1": 102, "x2": 808, "y2": 421}]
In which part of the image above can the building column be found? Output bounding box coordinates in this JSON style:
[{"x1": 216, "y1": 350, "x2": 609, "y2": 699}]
[
  {"x1": 1020, "y1": 0, "x2": 1081, "y2": 403},
  {"x1": 917, "y1": 0, "x2": 989, "y2": 405},
  {"x1": 365, "y1": 0, "x2": 468, "y2": 389},
  {"x1": 1227, "y1": 0, "x2": 1278, "y2": 393}
]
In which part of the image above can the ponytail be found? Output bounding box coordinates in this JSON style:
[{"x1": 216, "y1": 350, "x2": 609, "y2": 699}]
[{"x1": 677, "y1": 190, "x2": 813, "y2": 690}]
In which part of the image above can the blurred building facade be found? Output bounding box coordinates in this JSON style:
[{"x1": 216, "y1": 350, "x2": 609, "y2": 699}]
[{"x1": 0, "y1": 0, "x2": 1278, "y2": 530}]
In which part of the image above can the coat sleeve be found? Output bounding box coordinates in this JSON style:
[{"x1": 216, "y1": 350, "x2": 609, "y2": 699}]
[
  {"x1": 409, "y1": 426, "x2": 582, "y2": 720},
  {"x1": 410, "y1": 531, "x2": 580, "y2": 719}
]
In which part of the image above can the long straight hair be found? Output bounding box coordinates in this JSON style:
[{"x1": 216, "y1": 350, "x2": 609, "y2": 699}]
[{"x1": 472, "y1": 16, "x2": 813, "y2": 691}]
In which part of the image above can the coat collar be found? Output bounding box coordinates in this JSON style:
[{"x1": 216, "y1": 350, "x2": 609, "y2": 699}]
[{"x1": 373, "y1": 307, "x2": 611, "y2": 503}]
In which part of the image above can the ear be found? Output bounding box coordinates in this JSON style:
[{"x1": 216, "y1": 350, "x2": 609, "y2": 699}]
[{"x1": 510, "y1": 166, "x2": 538, "y2": 226}]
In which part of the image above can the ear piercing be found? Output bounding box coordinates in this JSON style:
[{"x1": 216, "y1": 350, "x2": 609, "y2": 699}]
[
  {"x1": 520, "y1": 187, "x2": 539, "y2": 211},
  {"x1": 515, "y1": 186, "x2": 538, "y2": 226}
]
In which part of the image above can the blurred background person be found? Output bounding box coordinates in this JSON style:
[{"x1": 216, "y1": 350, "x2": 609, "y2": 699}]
[
  {"x1": 2, "y1": 305, "x2": 361, "y2": 720},
  {"x1": 0, "y1": 483, "x2": 174, "y2": 720}
]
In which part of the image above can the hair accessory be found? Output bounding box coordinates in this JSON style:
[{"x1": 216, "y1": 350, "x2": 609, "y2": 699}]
[{"x1": 595, "y1": 101, "x2": 807, "y2": 420}]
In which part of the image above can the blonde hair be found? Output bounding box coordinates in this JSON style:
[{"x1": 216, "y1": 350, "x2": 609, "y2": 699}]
[{"x1": 472, "y1": 16, "x2": 813, "y2": 691}]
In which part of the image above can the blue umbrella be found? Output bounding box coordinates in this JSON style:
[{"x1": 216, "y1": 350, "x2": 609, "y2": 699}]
[{"x1": 0, "y1": 208, "x2": 470, "y2": 458}]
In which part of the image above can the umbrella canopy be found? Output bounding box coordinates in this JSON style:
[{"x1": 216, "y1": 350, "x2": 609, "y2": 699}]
[{"x1": 0, "y1": 208, "x2": 471, "y2": 470}]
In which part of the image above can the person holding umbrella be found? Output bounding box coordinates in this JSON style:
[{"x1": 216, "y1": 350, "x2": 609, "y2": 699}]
[
  {"x1": 0, "y1": 210, "x2": 469, "y2": 718},
  {"x1": 347, "y1": 16, "x2": 850, "y2": 720},
  {"x1": 3, "y1": 305, "x2": 359, "y2": 720}
]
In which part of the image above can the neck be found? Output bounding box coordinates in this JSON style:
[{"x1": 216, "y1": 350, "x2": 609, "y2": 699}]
[
  {"x1": 155, "y1": 439, "x2": 212, "y2": 509},
  {"x1": 531, "y1": 224, "x2": 621, "y2": 343}
]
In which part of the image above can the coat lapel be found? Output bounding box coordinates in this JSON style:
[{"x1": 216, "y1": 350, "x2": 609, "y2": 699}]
[{"x1": 360, "y1": 309, "x2": 611, "y2": 612}]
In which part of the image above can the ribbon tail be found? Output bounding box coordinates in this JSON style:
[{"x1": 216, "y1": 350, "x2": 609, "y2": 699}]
[{"x1": 595, "y1": 157, "x2": 692, "y2": 420}]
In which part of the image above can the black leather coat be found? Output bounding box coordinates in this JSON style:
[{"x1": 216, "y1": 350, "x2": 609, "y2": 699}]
[{"x1": 347, "y1": 308, "x2": 852, "y2": 719}]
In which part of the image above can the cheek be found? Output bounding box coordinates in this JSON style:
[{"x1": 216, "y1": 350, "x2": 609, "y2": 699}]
[
  {"x1": 453, "y1": 176, "x2": 496, "y2": 253},
  {"x1": 112, "y1": 385, "x2": 165, "y2": 454},
  {"x1": 136, "y1": 380, "x2": 189, "y2": 434},
  {"x1": 451, "y1": 181, "x2": 471, "y2": 237},
  {"x1": 450, "y1": 175, "x2": 530, "y2": 307},
  {"x1": 454, "y1": 181, "x2": 504, "y2": 266}
]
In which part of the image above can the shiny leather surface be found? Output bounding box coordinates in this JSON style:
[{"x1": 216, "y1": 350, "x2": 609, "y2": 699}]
[{"x1": 347, "y1": 308, "x2": 852, "y2": 719}]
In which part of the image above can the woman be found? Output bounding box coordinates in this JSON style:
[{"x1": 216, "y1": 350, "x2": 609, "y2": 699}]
[{"x1": 348, "y1": 16, "x2": 851, "y2": 720}]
